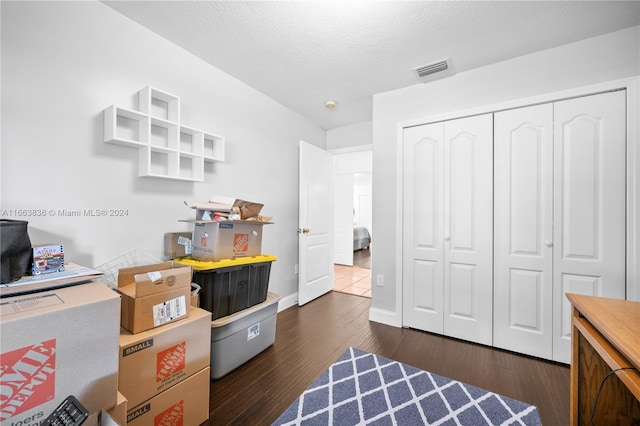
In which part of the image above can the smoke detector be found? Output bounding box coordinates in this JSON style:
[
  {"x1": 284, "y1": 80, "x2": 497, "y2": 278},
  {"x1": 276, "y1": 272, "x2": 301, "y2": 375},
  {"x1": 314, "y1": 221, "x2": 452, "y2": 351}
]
[{"x1": 412, "y1": 58, "x2": 452, "y2": 81}]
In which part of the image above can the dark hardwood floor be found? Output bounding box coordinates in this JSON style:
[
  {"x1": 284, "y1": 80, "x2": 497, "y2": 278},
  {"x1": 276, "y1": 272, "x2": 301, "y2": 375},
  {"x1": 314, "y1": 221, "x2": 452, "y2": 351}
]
[{"x1": 206, "y1": 291, "x2": 570, "y2": 425}]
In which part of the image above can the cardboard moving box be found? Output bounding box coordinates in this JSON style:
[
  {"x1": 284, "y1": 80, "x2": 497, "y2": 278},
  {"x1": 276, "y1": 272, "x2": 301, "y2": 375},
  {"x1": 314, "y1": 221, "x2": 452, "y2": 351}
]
[
  {"x1": 106, "y1": 392, "x2": 127, "y2": 426},
  {"x1": 189, "y1": 220, "x2": 271, "y2": 261},
  {"x1": 163, "y1": 232, "x2": 193, "y2": 259},
  {"x1": 126, "y1": 367, "x2": 210, "y2": 426},
  {"x1": 0, "y1": 281, "x2": 120, "y2": 424},
  {"x1": 117, "y1": 262, "x2": 192, "y2": 334},
  {"x1": 118, "y1": 307, "x2": 212, "y2": 408}
]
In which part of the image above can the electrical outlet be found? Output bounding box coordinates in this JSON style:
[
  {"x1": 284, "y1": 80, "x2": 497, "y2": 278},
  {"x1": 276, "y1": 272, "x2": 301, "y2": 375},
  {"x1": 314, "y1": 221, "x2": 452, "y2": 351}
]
[
  {"x1": 376, "y1": 275, "x2": 384, "y2": 287},
  {"x1": 294, "y1": 264, "x2": 299, "y2": 274}
]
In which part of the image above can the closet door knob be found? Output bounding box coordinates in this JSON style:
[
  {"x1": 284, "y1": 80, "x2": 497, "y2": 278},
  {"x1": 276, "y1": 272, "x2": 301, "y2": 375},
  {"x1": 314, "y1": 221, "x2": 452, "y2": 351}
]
[
  {"x1": 545, "y1": 240, "x2": 553, "y2": 247},
  {"x1": 444, "y1": 235, "x2": 451, "y2": 242}
]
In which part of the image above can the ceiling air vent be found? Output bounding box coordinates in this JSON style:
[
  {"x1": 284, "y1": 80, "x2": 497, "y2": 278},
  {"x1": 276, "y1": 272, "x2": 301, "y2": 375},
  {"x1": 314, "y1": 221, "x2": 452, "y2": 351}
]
[{"x1": 413, "y1": 58, "x2": 451, "y2": 80}]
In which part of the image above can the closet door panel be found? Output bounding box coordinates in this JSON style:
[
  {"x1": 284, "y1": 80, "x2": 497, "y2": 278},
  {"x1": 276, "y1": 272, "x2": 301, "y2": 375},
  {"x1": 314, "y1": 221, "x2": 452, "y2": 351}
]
[
  {"x1": 508, "y1": 269, "x2": 543, "y2": 327},
  {"x1": 561, "y1": 120, "x2": 600, "y2": 258},
  {"x1": 402, "y1": 123, "x2": 445, "y2": 333},
  {"x1": 494, "y1": 104, "x2": 553, "y2": 359},
  {"x1": 413, "y1": 260, "x2": 439, "y2": 310},
  {"x1": 449, "y1": 136, "x2": 474, "y2": 250},
  {"x1": 443, "y1": 114, "x2": 493, "y2": 345},
  {"x1": 552, "y1": 90, "x2": 626, "y2": 363}
]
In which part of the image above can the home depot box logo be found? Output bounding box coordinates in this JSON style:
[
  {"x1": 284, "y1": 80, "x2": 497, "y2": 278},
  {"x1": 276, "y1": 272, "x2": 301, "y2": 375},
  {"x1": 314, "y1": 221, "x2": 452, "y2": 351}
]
[
  {"x1": 233, "y1": 234, "x2": 249, "y2": 252},
  {"x1": 155, "y1": 400, "x2": 184, "y2": 426},
  {"x1": 156, "y1": 342, "x2": 186, "y2": 382},
  {"x1": 0, "y1": 339, "x2": 56, "y2": 421}
]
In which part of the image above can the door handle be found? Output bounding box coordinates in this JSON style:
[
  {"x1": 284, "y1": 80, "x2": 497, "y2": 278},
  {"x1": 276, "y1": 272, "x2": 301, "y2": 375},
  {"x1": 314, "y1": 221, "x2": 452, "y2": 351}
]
[
  {"x1": 545, "y1": 240, "x2": 553, "y2": 247},
  {"x1": 298, "y1": 228, "x2": 310, "y2": 234},
  {"x1": 444, "y1": 235, "x2": 450, "y2": 242}
]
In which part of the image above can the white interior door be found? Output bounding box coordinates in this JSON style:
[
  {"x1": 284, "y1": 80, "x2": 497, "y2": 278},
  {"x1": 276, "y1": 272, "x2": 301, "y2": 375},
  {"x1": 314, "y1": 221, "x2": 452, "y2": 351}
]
[
  {"x1": 403, "y1": 122, "x2": 445, "y2": 333},
  {"x1": 298, "y1": 141, "x2": 334, "y2": 306},
  {"x1": 403, "y1": 115, "x2": 493, "y2": 345},
  {"x1": 334, "y1": 173, "x2": 354, "y2": 266},
  {"x1": 494, "y1": 103, "x2": 554, "y2": 359},
  {"x1": 552, "y1": 90, "x2": 626, "y2": 362},
  {"x1": 443, "y1": 115, "x2": 494, "y2": 345}
]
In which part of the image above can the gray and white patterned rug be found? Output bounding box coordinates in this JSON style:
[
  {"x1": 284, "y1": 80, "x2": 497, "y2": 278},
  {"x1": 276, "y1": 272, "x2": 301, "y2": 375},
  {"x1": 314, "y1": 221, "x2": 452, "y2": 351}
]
[{"x1": 273, "y1": 347, "x2": 542, "y2": 426}]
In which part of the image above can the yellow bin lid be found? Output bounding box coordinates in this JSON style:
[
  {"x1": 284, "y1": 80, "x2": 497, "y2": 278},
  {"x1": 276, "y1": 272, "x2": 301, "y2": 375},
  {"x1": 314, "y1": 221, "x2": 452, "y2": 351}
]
[{"x1": 173, "y1": 254, "x2": 277, "y2": 271}]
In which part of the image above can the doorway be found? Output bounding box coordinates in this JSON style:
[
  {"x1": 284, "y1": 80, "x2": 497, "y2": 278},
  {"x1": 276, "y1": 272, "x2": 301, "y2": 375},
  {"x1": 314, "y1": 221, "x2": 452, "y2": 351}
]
[
  {"x1": 333, "y1": 238, "x2": 371, "y2": 296},
  {"x1": 332, "y1": 149, "x2": 372, "y2": 297}
]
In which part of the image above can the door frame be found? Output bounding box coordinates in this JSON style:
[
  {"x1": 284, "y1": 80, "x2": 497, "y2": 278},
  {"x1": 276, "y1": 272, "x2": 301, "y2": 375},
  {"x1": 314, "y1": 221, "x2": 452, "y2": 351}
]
[{"x1": 393, "y1": 77, "x2": 640, "y2": 327}]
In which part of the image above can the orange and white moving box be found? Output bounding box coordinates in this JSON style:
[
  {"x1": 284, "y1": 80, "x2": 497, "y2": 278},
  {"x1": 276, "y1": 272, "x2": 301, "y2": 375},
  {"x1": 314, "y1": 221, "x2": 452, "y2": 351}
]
[
  {"x1": 117, "y1": 262, "x2": 192, "y2": 334},
  {"x1": 0, "y1": 281, "x2": 120, "y2": 424},
  {"x1": 126, "y1": 366, "x2": 210, "y2": 426},
  {"x1": 118, "y1": 307, "x2": 211, "y2": 408}
]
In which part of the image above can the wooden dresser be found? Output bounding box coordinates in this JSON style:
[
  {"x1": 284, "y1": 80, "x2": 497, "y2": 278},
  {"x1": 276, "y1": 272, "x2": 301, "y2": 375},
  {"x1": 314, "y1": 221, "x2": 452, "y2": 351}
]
[{"x1": 568, "y1": 293, "x2": 640, "y2": 425}]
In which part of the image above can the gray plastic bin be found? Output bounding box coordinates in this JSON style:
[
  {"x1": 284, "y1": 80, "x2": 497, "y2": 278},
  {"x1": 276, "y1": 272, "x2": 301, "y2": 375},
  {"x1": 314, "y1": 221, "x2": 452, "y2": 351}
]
[{"x1": 210, "y1": 291, "x2": 280, "y2": 379}]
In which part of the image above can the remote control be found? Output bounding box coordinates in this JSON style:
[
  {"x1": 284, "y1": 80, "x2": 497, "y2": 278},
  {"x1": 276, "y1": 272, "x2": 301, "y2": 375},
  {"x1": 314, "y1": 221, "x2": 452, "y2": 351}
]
[{"x1": 43, "y1": 395, "x2": 89, "y2": 426}]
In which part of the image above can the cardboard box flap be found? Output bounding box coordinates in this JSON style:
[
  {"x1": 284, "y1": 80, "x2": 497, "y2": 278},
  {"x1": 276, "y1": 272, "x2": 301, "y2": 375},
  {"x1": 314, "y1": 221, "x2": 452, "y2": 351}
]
[
  {"x1": 232, "y1": 199, "x2": 264, "y2": 219},
  {"x1": 185, "y1": 199, "x2": 265, "y2": 220},
  {"x1": 132, "y1": 266, "x2": 191, "y2": 297},
  {"x1": 117, "y1": 262, "x2": 174, "y2": 288},
  {"x1": 185, "y1": 201, "x2": 232, "y2": 212}
]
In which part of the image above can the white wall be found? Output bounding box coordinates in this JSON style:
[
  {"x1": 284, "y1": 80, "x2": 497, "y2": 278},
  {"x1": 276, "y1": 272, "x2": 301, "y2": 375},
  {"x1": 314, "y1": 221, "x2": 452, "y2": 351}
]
[
  {"x1": 327, "y1": 121, "x2": 372, "y2": 150},
  {"x1": 370, "y1": 26, "x2": 640, "y2": 324},
  {"x1": 0, "y1": 1, "x2": 326, "y2": 302},
  {"x1": 333, "y1": 150, "x2": 372, "y2": 174}
]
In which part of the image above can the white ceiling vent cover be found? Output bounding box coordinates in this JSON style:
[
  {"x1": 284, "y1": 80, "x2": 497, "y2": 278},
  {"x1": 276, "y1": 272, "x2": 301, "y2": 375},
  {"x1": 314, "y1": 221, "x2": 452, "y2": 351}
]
[{"x1": 413, "y1": 58, "x2": 452, "y2": 80}]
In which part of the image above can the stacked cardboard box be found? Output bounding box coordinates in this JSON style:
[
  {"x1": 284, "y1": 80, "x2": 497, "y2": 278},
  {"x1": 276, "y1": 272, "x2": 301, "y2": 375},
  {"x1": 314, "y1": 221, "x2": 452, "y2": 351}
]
[
  {"x1": 106, "y1": 392, "x2": 128, "y2": 425},
  {"x1": 114, "y1": 262, "x2": 211, "y2": 426},
  {"x1": 116, "y1": 262, "x2": 192, "y2": 334},
  {"x1": 0, "y1": 281, "x2": 121, "y2": 425},
  {"x1": 179, "y1": 199, "x2": 273, "y2": 262}
]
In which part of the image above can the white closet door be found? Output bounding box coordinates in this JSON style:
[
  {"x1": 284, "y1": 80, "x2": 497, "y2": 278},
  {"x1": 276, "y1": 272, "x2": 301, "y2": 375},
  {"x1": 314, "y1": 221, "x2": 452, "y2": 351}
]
[
  {"x1": 443, "y1": 115, "x2": 494, "y2": 345},
  {"x1": 552, "y1": 90, "x2": 626, "y2": 363},
  {"x1": 494, "y1": 104, "x2": 554, "y2": 358},
  {"x1": 403, "y1": 123, "x2": 445, "y2": 333}
]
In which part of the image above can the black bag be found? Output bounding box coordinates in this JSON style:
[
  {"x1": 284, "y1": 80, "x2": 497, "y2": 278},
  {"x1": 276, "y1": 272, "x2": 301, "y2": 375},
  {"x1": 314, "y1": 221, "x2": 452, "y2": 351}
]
[{"x1": 1, "y1": 219, "x2": 32, "y2": 283}]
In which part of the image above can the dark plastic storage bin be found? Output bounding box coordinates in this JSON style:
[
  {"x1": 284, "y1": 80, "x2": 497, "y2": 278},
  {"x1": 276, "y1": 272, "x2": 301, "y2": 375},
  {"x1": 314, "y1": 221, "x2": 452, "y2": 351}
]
[
  {"x1": 189, "y1": 257, "x2": 275, "y2": 320},
  {"x1": 1, "y1": 219, "x2": 32, "y2": 284}
]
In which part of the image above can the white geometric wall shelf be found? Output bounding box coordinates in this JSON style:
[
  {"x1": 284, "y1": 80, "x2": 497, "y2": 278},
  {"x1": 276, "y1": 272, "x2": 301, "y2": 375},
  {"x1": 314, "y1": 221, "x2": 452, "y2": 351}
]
[{"x1": 104, "y1": 86, "x2": 225, "y2": 182}]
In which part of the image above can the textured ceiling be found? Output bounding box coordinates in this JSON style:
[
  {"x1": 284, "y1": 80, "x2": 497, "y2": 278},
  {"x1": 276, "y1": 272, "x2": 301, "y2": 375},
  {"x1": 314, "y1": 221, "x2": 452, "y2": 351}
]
[{"x1": 104, "y1": 1, "x2": 640, "y2": 130}]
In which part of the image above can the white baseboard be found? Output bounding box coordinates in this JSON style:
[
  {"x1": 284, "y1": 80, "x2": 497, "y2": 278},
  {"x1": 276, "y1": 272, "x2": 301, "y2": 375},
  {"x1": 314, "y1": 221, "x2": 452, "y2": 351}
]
[
  {"x1": 277, "y1": 292, "x2": 298, "y2": 312},
  {"x1": 369, "y1": 307, "x2": 402, "y2": 328}
]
